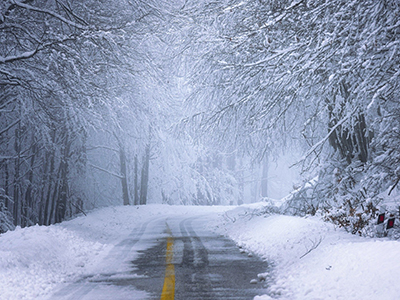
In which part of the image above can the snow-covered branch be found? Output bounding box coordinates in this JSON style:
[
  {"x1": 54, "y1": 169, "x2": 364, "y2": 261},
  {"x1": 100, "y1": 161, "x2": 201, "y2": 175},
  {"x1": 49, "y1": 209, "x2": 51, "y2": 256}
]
[
  {"x1": 0, "y1": 118, "x2": 20, "y2": 136},
  {"x1": 0, "y1": 35, "x2": 79, "y2": 64},
  {"x1": 86, "y1": 145, "x2": 119, "y2": 153},
  {"x1": 88, "y1": 163, "x2": 124, "y2": 179},
  {"x1": 293, "y1": 107, "x2": 358, "y2": 167},
  {"x1": 11, "y1": 0, "x2": 88, "y2": 30},
  {"x1": 0, "y1": 50, "x2": 37, "y2": 64}
]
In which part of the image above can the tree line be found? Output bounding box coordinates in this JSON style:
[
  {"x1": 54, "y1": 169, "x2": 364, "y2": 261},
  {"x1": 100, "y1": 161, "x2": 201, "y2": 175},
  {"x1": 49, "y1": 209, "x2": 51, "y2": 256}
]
[
  {"x1": 180, "y1": 0, "x2": 400, "y2": 234},
  {"x1": 0, "y1": 0, "x2": 164, "y2": 231},
  {"x1": 1, "y1": 0, "x2": 399, "y2": 236}
]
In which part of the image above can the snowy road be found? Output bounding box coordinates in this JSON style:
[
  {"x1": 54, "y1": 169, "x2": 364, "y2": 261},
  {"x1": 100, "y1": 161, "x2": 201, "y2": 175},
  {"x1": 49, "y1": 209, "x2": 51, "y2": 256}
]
[
  {"x1": 49, "y1": 214, "x2": 268, "y2": 300},
  {"x1": 2, "y1": 204, "x2": 399, "y2": 300}
]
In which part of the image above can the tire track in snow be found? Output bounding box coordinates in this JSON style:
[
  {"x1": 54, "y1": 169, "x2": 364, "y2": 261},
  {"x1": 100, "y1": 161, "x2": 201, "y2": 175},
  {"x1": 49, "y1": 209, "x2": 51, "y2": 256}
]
[
  {"x1": 175, "y1": 217, "x2": 215, "y2": 299},
  {"x1": 49, "y1": 219, "x2": 152, "y2": 300}
]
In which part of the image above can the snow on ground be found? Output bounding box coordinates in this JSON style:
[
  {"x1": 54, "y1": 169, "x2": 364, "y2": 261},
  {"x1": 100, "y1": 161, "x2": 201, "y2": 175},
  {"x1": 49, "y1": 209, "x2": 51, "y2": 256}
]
[
  {"x1": 1, "y1": 203, "x2": 399, "y2": 300},
  {"x1": 0, "y1": 205, "x2": 228, "y2": 300},
  {"x1": 214, "y1": 203, "x2": 400, "y2": 300}
]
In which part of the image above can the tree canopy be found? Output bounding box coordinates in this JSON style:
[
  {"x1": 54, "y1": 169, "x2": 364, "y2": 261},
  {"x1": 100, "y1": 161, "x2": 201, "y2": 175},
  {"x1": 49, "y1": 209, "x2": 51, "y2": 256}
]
[{"x1": 1, "y1": 0, "x2": 399, "y2": 235}]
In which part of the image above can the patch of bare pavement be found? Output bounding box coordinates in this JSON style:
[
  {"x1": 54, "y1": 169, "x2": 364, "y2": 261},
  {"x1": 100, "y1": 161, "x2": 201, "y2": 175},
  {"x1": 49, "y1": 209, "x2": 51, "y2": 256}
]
[{"x1": 49, "y1": 215, "x2": 270, "y2": 300}]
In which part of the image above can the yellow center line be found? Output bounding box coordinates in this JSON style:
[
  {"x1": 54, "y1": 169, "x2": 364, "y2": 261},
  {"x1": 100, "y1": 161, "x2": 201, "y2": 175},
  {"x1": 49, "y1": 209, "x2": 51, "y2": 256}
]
[{"x1": 160, "y1": 225, "x2": 175, "y2": 300}]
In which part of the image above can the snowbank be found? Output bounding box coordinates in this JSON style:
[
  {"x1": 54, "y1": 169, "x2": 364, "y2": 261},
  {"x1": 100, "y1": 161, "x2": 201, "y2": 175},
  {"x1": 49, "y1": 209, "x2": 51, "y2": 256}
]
[
  {"x1": 215, "y1": 204, "x2": 400, "y2": 300},
  {"x1": 0, "y1": 224, "x2": 106, "y2": 300},
  {"x1": 0, "y1": 205, "x2": 228, "y2": 300}
]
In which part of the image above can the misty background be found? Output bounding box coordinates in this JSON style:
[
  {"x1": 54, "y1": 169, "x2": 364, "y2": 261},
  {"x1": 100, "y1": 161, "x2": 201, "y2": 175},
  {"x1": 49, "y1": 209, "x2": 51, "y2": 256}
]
[{"x1": 1, "y1": 0, "x2": 399, "y2": 236}]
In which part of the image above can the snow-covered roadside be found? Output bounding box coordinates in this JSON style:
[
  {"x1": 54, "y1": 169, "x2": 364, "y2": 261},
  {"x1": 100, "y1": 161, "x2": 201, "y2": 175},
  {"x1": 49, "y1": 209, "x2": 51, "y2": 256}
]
[
  {"x1": 0, "y1": 205, "x2": 229, "y2": 300},
  {"x1": 2, "y1": 203, "x2": 399, "y2": 300},
  {"x1": 213, "y1": 203, "x2": 400, "y2": 300}
]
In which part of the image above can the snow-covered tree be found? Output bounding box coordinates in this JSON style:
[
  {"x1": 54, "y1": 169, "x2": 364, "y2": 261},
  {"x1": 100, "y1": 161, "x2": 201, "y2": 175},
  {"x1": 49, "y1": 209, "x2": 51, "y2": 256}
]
[
  {"x1": 0, "y1": 0, "x2": 174, "y2": 226},
  {"x1": 180, "y1": 0, "x2": 400, "y2": 231}
]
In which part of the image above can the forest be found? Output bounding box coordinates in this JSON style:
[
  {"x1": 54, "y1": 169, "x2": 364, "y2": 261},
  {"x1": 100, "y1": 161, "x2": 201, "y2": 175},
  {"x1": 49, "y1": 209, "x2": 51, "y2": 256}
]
[{"x1": 1, "y1": 0, "x2": 399, "y2": 236}]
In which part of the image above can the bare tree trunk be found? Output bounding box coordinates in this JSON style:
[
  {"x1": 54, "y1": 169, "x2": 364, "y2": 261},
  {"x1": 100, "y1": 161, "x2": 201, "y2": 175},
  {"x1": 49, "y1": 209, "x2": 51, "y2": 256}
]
[
  {"x1": 49, "y1": 163, "x2": 61, "y2": 225},
  {"x1": 2, "y1": 128, "x2": 11, "y2": 211},
  {"x1": 13, "y1": 126, "x2": 21, "y2": 226},
  {"x1": 261, "y1": 156, "x2": 268, "y2": 198},
  {"x1": 134, "y1": 155, "x2": 139, "y2": 205},
  {"x1": 4, "y1": 158, "x2": 10, "y2": 210},
  {"x1": 119, "y1": 145, "x2": 130, "y2": 206},
  {"x1": 354, "y1": 113, "x2": 369, "y2": 163},
  {"x1": 55, "y1": 134, "x2": 71, "y2": 223},
  {"x1": 43, "y1": 128, "x2": 57, "y2": 226},
  {"x1": 39, "y1": 149, "x2": 50, "y2": 226},
  {"x1": 139, "y1": 144, "x2": 150, "y2": 205},
  {"x1": 43, "y1": 150, "x2": 55, "y2": 226},
  {"x1": 237, "y1": 158, "x2": 244, "y2": 205},
  {"x1": 23, "y1": 144, "x2": 36, "y2": 226},
  {"x1": 327, "y1": 84, "x2": 371, "y2": 165}
]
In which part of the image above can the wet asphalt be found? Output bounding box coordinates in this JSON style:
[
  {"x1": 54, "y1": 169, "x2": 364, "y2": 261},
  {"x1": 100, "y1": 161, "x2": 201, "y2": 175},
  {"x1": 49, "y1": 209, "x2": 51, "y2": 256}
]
[
  {"x1": 49, "y1": 216, "x2": 270, "y2": 300},
  {"x1": 132, "y1": 217, "x2": 269, "y2": 299}
]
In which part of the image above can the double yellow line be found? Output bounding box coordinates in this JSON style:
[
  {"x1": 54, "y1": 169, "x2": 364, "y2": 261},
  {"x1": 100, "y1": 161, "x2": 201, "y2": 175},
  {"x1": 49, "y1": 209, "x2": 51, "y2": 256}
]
[{"x1": 160, "y1": 225, "x2": 175, "y2": 300}]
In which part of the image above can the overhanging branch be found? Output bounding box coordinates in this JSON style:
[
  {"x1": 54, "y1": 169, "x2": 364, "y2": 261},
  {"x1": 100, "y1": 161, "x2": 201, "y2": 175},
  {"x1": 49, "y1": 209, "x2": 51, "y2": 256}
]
[
  {"x1": 88, "y1": 163, "x2": 124, "y2": 179},
  {"x1": 11, "y1": 0, "x2": 88, "y2": 30},
  {"x1": 292, "y1": 107, "x2": 358, "y2": 167}
]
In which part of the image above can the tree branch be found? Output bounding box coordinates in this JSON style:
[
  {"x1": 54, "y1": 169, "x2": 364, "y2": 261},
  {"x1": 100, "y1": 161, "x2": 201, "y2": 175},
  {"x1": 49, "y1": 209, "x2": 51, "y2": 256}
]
[
  {"x1": 70, "y1": 202, "x2": 87, "y2": 216},
  {"x1": 0, "y1": 118, "x2": 21, "y2": 136},
  {"x1": 388, "y1": 178, "x2": 400, "y2": 196},
  {"x1": 86, "y1": 145, "x2": 119, "y2": 153},
  {"x1": 11, "y1": 0, "x2": 88, "y2": 30},
  {"x1": 0, "y1": 49, "x2": 38, "y2": 64},
  {"x1": 292, "y1": 107, "x2": 358, "y2": 167},
  {"x1": 0, "y1": 35, "x2": 79, "y2": 64},
  {"x1": 88, "y1": 163, "x2": 124, "y2": 179},
  {"x1": 300, "y1": 236, "x2": 323, "y2": 259}
]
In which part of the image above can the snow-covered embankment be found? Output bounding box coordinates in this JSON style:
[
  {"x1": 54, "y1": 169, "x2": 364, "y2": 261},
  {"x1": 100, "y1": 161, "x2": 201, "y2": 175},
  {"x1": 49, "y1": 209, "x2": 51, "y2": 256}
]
[{"x1": 214, "y1": 203, "x2": 400, "y2": 300}]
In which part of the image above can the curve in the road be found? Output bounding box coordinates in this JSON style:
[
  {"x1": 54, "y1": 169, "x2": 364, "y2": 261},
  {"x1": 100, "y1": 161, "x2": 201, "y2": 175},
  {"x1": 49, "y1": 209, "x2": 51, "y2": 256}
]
[
  {"x1": 133, "y1": 216, "x2": 269, "y2": 300},
  {"x1": 49, "y1": 215, "x2": 270, "y2": 300}
]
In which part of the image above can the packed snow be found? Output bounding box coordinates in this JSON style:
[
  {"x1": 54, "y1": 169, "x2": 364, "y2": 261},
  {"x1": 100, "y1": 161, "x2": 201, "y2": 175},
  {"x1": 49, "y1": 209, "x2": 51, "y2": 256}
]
[{"x1": 0, "y1": 203, "x2": 399, "y2": 300}]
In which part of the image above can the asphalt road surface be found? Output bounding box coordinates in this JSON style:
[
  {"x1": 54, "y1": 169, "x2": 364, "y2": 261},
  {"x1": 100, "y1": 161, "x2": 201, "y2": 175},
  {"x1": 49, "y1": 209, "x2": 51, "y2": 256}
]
[{"x1": 50, "y1": 215, "x2": 269, "y2": 300}]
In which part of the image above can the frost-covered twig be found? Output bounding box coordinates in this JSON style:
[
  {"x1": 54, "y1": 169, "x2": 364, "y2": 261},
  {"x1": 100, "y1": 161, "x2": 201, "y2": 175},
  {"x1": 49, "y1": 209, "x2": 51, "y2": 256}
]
[
  {"x1": 70, "y1": 202, "x2": 87, "y2": 216},
  {"x1": 0, "y1": 36, "x2": 78, "y2": 64},
  {"x1": 224, "y1": 211, "x2": 236, "y2": 223},
  {"x1": 88, "y1": 163, "x2": 124, "y2": 179},
  {"x1": 388, "y1": 178, "x2": 400, "y2": 196},
  {"x1": 0, "y1": 118, "x2": 20, "y2": 136},
  {"x1": 11, "y1": 0, "x2": 88, "y2": 30},
  {"x1": 300, "y1": 236, "x2": 323, "y2": 259}
]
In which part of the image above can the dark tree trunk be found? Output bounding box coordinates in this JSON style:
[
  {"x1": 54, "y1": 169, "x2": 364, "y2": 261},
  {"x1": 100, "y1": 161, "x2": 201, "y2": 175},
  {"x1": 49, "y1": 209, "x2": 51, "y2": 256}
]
[
  {"x1": 43, "y1": 128, "x2": 57, "y2": 226},
  {"x1": 43, "y1": 150, "x2": 55, "y2": 226},
  {"x1": 4, "y1": 158, "x2": 9, "y2": 210},
  {"x1": 134, "y1": 155, "x2": 139, "y2": 205},
  {"x1": 261, "y1": 157, "x2": 268, "y2": 198},
  {"x1": 48, "y1": 165, "x2": 61, "y2": 225},
  {"x1": 329, "y1": 113, "x2": 370, "y2": 165},
  {"x1": 23, "y1": 136, "x2": 37, "y2": 226},
  {"x1": 119, "y1": 145, "x2": 130, "y2": 206},
  {"x1": 55, "y1": 134, "x2": 71, "y2": 223},
  {"x1": 13, "y1": 126, "x2": 21, "y2": 226},
  {"x1": 139, "y1": 144, "x2": 150, "y2": 205},
  {"x1": 354, "y1": 113, "x2": 369, "y2": 163},
  {"x1": 237, "y1": 158, "x2": 244, "y2": 205},
  {"x1": 39, "y1": 149, "x2": 50, "y2": 226},
  {"x1": 327, "y1": 85, "x2": 371, "y2": 165}
]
